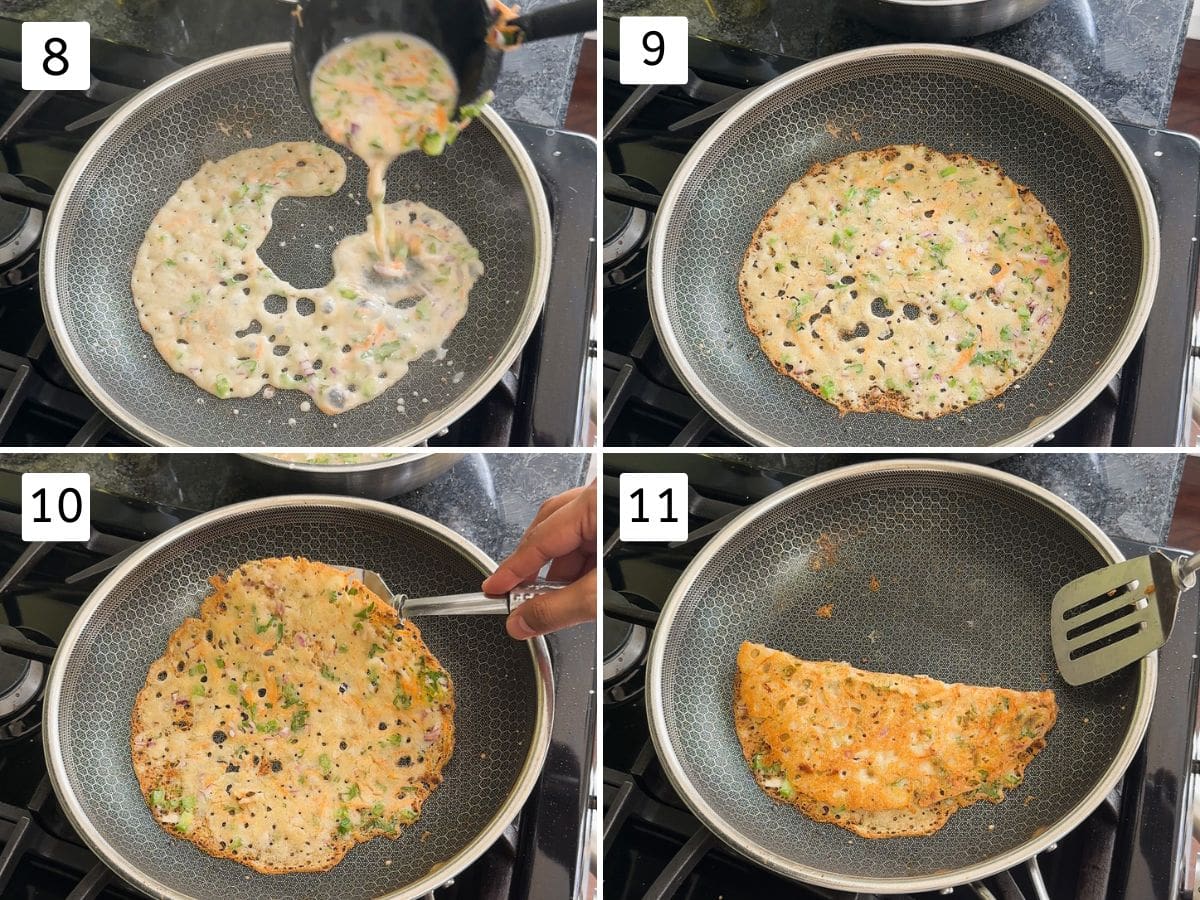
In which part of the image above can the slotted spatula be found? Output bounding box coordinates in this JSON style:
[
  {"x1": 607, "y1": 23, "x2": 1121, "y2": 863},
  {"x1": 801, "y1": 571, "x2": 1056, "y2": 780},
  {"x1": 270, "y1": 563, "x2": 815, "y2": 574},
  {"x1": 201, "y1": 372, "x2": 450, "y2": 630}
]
[
  {"x1": 332, "y1": 565, "x2": 565, "y2": 618},
  {"x1": 1051, "y1": 549, "x2": 1200, "y2": 685}
]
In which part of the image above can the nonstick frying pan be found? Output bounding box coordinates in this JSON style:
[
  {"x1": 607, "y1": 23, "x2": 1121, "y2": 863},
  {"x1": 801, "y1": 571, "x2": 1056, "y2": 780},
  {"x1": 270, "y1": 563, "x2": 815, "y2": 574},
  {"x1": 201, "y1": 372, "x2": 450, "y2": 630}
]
[
  {"x1": 644, "y1": 460, "x2": 1154, "y2": 893},
  {"x1": 647, "y1": 44, "x2": 1159, "y2": 447},
  {"x1": 43, "y1": 496, "x2": 553, "y2": 900},
  {"x1": 42, "y1": 43, "x2": 551, "y2": 447}
]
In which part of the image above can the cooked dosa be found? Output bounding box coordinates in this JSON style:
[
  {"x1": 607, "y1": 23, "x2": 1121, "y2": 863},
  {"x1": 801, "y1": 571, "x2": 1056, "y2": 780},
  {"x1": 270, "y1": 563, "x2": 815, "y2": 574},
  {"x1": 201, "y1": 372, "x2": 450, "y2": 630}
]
[
  {"x1": 131, "y1": 557, "x2": 454, "y2": 873},
  {"x1": 733, "y1": 641, "x2": 1056, "y2": 838},
  {"x1": 738, "y1": 144, "x2": 1069, "y2": 419}
]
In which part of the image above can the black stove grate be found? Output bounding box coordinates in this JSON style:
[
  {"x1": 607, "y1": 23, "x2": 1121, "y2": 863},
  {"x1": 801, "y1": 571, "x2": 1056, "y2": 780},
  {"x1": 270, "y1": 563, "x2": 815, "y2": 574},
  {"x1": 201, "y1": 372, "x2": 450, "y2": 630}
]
[
  {"x1": 601, "y1": 19, "x2": 1200, "y2": 448},
  {"x1": 601, "y1": 456, "x2": 1200, "y2": 900},
  {"x1": 0, "y1": 773, "x2": 524, "y2": 900},
  {"x1": 0, "y1": 17, "x2": 594, "y2": 447}
]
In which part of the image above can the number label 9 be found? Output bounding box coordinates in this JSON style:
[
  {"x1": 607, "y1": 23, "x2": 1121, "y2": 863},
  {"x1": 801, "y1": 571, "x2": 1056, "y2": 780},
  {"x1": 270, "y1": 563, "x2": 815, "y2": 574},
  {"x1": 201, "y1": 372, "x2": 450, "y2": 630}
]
[
  {"x1": 21, "y1": 22, "x2": 90, "y2": 91},
  {"x1": 21, "y1": 472, "x2": 90, "y2": 542},
  {"x1": 642, "y1": 30, "x2": 664, "y2": 67},
  {"x1": 619, "y1": 473, "x2": 689, "y2": 542},
  {"x1": 619, "y1": 16, "x2": 688, "y2": 85}
]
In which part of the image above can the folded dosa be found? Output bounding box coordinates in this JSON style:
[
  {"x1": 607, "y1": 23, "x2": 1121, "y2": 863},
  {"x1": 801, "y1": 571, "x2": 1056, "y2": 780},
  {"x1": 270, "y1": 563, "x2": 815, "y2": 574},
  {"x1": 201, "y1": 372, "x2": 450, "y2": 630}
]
[{"x1": 733, "y1": 641, "x2": 1056, "y2": 837}]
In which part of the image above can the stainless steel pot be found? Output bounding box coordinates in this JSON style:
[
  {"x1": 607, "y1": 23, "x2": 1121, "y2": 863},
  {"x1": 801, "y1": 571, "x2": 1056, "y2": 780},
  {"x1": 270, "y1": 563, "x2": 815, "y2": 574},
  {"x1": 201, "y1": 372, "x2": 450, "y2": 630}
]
[
  {"x1": 839, "y1": 0, "x2": 1052, "y2": 38},
  {"x1": 236, "y1": 451, "x2": 462, "y2": 499}
]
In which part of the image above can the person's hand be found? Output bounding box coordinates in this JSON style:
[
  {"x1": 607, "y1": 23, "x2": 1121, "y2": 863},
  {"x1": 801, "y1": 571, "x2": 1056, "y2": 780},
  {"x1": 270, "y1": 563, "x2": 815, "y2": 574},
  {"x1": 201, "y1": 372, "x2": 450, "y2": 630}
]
[{"x1": 482, "y1": 483, "x2": 597, "y2": 639}]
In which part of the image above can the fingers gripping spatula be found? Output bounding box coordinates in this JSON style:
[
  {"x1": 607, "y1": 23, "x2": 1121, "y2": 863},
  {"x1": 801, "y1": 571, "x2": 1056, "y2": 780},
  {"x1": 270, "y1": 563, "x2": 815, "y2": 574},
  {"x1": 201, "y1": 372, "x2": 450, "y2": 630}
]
[
  {"x1": 1051, "y1": 550, "x2": 1200, "y2": 685},
  {"x1": 333, "y1": 565, "x2": 565, "y2": 618}
]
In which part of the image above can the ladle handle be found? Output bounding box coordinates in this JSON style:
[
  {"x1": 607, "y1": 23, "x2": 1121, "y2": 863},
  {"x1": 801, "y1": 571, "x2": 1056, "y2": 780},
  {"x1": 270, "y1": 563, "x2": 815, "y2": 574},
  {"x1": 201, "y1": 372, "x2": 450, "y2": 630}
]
[{"x1": 510, "y1": 0, "x2": 595, "y2": 43}]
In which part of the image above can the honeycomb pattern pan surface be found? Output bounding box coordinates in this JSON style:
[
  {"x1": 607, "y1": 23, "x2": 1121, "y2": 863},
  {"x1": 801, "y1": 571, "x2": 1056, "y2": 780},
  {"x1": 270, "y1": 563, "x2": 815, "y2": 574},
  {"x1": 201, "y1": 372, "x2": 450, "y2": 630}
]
[
  {"x1": 648, "y1": 44, "x2": 1159, "y2": 447},
  {"x1": 42, "y1": 44, "x2": 551, "y2": 447},
  {"x1": 43, "y1": 496, "x2": 553, "y2": 900},
  {"x1": 646, "y1": 460, "x2": 1155, "y2": 893}
]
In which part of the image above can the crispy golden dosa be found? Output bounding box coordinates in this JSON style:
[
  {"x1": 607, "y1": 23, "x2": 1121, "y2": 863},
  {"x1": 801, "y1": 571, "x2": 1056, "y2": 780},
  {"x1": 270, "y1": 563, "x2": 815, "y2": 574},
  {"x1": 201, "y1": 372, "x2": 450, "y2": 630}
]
[
  {"x1": 131, "y1": 557, "x2": 454, "y2": 873},
  {"x1": 733, "y1": 641, "x2": 1056, "y2": 838},
  {"x1": 738, "y1": 144, "x2": 1069, "y2": 419}
]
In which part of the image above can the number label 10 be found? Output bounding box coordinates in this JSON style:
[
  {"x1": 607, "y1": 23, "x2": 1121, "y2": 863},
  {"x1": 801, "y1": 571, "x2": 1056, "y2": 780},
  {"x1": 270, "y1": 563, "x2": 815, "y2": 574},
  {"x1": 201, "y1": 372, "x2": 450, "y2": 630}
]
[
  {"x1": 619, "y1": 472, "x2": 689, "y2": 542},
  {"x1": 21, "y1": 472, "x2": 90, "y2": 542},
  {"x1": 21, "y1": 22, "x2": 91, "y2": 91},
  {"x1": 619, "y1": 16, "x2": 688, "y2": 85}
]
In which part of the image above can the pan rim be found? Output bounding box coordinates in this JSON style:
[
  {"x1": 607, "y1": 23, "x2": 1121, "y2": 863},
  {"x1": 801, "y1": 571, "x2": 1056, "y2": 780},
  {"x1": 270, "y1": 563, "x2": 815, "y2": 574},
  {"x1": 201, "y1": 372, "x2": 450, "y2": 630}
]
[
  {"x1": 644, "y1": 458, "x2": 1156, "y2": 894},
  {"x1": 646, "y1": 42, "x2": 1161, "y2": 448},
  {"x1": 240, "y1": 449, "x2": 440, "y2": 475},
  {"x1": 859, "y1": 0, "x2": 1041, "y2": 7},
  {"x1": 42, "y1": 493, "x2": 555, "y2": 900},
  {"x1": 40, "y1": 42, "x2": 553, "y2": 448}
]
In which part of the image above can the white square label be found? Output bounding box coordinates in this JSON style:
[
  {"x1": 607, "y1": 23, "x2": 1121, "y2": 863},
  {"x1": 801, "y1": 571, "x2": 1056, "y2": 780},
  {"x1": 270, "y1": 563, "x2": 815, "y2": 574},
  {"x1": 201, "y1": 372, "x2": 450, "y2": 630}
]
[
  {"x1": 22, "y1": 22, "x2": 90, "y2": 91},
  {"x1": 619, "y1": 16, "x2": 688, "y2": 85},
  {"x1": 619, "y1": 472, "x2": 688, "y2": 542},
  {"x1": 22, "y1": 472, "x2": 90, "y2": 542}
]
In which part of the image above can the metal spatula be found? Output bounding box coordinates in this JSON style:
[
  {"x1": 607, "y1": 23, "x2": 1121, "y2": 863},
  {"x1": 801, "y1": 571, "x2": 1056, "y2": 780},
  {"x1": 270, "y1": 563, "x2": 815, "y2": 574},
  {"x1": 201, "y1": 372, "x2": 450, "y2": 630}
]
[
  {"x1": 333, "y1": 565, "x2": 565, "y2": 618},
  {"x1": 1051, "y1": 549, "x2": 1200, "y2": 685}
]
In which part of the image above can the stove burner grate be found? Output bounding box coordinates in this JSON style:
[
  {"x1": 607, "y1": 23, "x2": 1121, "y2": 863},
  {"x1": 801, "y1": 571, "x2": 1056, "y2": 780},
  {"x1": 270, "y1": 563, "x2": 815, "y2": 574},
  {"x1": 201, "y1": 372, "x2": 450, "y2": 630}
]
[
  {"x1": 0, "y1": 626, "x2": 51, "y2": 744},
  {"x1": 603, "y1": 614, "x2": 648, "y2": 685}
]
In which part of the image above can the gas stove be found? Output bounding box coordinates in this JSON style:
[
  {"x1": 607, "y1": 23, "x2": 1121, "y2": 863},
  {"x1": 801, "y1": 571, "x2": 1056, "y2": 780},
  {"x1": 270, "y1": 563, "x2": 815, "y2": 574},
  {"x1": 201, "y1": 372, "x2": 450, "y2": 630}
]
[
  {"x1": 601, "y1": 453, "x2": 1200, "y2": 900},
  {"x1": 0, "y1": 456, "x2": 596, "y2": 898},
  {"x1": 0, "y1": 17, "x2": 595, "y2": 447},
  {"x1": 601, "y1": 19, "x2": 1200, "y2": 447}
]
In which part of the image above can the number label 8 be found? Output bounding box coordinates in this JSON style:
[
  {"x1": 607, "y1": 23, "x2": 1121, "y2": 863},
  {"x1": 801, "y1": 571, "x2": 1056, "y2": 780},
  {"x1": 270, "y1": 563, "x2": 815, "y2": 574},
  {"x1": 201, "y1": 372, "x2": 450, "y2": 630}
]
[
  {"x1": 21, "y1": 22, "x2": 90, "y2": 91},
  {"x1": 42, "y1": 37, "x2": 69, "y2": 76}
]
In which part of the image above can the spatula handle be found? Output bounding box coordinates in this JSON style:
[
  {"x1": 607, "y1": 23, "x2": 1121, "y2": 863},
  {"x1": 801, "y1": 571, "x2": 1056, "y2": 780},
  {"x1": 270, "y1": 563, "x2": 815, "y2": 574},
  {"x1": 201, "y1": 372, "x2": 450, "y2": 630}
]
[
  {"x1": 402, "y1": 593, "x2": 509, "y2": 616},
  {"x1": 400, "y1": 580, "x2": 572, "y2": 616},
  {"x1": 509, "y1": 580, "x2": 572, "y2": 608},
  {"x1": 1174, "y1": 550, "x2": 1200, "y2": 588}
]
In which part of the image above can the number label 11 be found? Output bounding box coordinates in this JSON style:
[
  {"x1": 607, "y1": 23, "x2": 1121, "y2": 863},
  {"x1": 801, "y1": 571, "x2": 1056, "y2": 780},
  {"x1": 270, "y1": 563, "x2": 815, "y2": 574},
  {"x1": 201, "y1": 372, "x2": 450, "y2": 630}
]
[
  {"x1": 619, "y1": 472, "x2": 689, "y2": 542},
  {"x1": 21, "y1": 472, "x2": 90, "y2": 542},
  {"x1": 619, "y1": 16, "x2": 688, "y2": 85}
]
